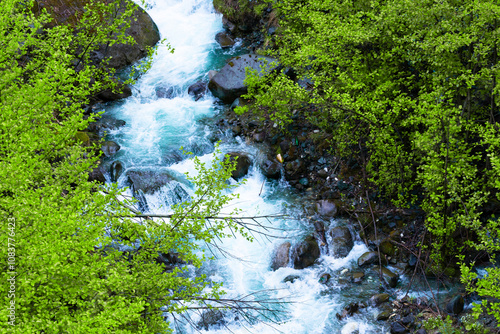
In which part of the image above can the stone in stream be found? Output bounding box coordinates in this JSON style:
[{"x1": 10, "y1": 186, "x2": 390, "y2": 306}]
[
  {"x1": 126, "y1": 169, "x2": 189, "y2": 211},
  {"x1": 226, "y1": 152, "x2": 251, "y2": 180},
  {"x1": 328, "y1": 226, "x2": 353, "y2": 258},
  {"x1": 318, "y1": 273, "x2": 331, "y2": 284},
  {"x1": 187, "y1": 81, "x2": 207, "y2": 101},
  {"x1": 357, "y1": 251, "x2": 387, "y2": 267},
  {"x1": 373, "y1": 266, "x2": 399, "y2": 288},
  {"x1": 336, "y1": 302, "x2": 359, "y2": 320},
  {"x1": 370, "y1": 293, "x2": 390, "y2": 306},
  {"x1": 291, "y1": 236, "x2": 320, "y2": 269},
  {"x1": 259, "y1": 158, "x2": 281, "y2": 179},
  {"x1": 101, "y1": 141, "x2": 121, "y2": 157},
  {"x1": 155, "y1": 85, "x2": 174, "y2": 99},
  {"x1": 208, "y1": 54, "x2": 278, "y2": 103},
  {"x1": 110, "y1": 160, "x2": 123, "y2": 182},
  {"x1": 446, "y1": 295, "x2": 464, "y2": 315},
  {"x1": 351, "y1": 271, "x2": 365, "y2": 284},
  {"x1": 215, "y1": 31, "x2": 235, "y2": 48},
  {"x1": 270, "y1": 242, "x2": 291, "y2": 271}
]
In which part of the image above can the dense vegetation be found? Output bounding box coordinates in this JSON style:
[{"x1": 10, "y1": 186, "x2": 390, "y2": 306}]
[
  {"x1": 0, "y1": 1, "x2": 249, "y2": 332},
  {"x1": 237, "y1": 0, "x2": 500, "y2": 324}
]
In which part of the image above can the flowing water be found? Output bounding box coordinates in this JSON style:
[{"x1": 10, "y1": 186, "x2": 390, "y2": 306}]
[{"x1": 96, "y1": 0, "x2": 454, "y2": 332}]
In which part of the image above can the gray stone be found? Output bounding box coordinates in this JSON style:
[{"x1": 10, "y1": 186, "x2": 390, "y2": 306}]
[
  {"x1": 215, "y1": 31, "x2": 235, "y2": 48},
  {"x1": 208, "y1": 54, "x2": 278, "y2": 103},
  {"x1": 110, "y1": 161, "x2": 123, "y2": 182},
  {"x1": 92, "y1": 0, "x2": 160, "y2": 70},
  {"x1": 188, "y1": 81, "x2": 207, "y2": 101},
  {"x1": 329, "y1": 226, "x2": 353, "y2": 258},
  {"x1": 358, "y1": 251, "x2": 386, "y2": 267},
  {"x1": 226, "y1": 152, "x2": 251, "y2": 180},
  {"x1": 101, "y1": 141, "x2": 121, "y2": 157},
  {"x1": 370, "y1": 293, "x2": 390, "y2": 306},
  {"x1": 291, "y1": 236, "x2": 320, "y2": 269},
  {"x1": 373, "y1": 266, "x2": 399, "y2": 288},
  {"x1": 271, "y1": 242, "x2": 291, "y2": 271}
]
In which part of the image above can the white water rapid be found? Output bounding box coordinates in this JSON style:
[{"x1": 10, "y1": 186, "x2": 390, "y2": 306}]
[{"x1": 101, "y1": 0, "x2": 392, "y2": 332}]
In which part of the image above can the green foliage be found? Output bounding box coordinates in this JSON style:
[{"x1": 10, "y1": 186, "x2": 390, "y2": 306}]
[
  {"x1": 0, "y1": 1, "x2": 247, "y2": 333},
  {"x1": 242, "y1": 0, "x2": 500, "y2": 323},
  {"x1": 423, "y1": 315, "x2": 459, "y2": 334}
]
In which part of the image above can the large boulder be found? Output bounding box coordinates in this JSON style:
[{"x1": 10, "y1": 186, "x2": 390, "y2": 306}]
[
  {"x1": 92, "y1": 1, "x2": 161, "y2": 70},
  {"x1": 328, "y1": 226, "x2": 353, "y2": 258},
  {"x1": 291, "y1": 236, "x2": 320, "y2": 269},
  {"x1": 39, "y1": 0, "x2": 160, "y2": 70},
  {"x1": 208, "y1": 54, "x2": 277, "y2": 103},
  {"x1": 270, "y1": 242, "x2": 291, "y2": 271},
  {"x1": 226, "y1": 152, "x2": 251, "y2": 180}
]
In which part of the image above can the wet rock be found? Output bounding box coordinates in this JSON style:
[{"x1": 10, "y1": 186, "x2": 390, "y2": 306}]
[
  {"x1": 316, "y1": 199, "x2": 338, "y2": 218},
  {"x1": 260, "y1": 158, "x2": 281, "y2": 179},
  {"x1": 328, "y1": 226, "x2": 353, "y2": 258},
  {"x1": 197, "y1": 309, "x2": 225, "y2": 330},
  {"x1": 358, "y1": 251, "x2": 386, "y2": 267},
  {"x1": 110, "y1": 161, "x2": 123, "y2": 182},
  {"x1": 351, "y1": 271, "x2": 365, "y2": 284},
  {"x1": 446, "y1": 295, "x2": 464, "y2": 315},
  {"x1": 188, "y1": 81, "x2": 207, "y2": 101},
  {"x1": 390, "y1": 322, "x2": 407, "y2": 334},
  {"x1": 379, "y1": 239, "x2": 395, "y2": 256},
  {"x1": 336, "y1": 302, "x2": 359, "y2": 320},
  {"x1": 88, "y1": 164, "x2": 107, "y2": 183},
  {"x1": 376, "y1": 310, "x2": 392, "y2": 321},
  {"x1": 318, "y1": 273, "x2": 331, "y2": 284},
  {"x1": 155, "y1": 86, "x2": 174, "y2": 98},
  {"x1": 101, "y1": 141, "x2": 121, "y2": 157},
  {"x1": 208, "y1": 54, "x2": 277, "y2": 103},
  {"x1": 127, "y1": 170, "x2": 176, "y2": 194},
  {"x1": 226, "y1": 152, "x2": 251, "y2": 180},
  {"x1": 88, "y1": 117, "x2": 126, "y2": 133},
  {"x1": 271, "y1": 242, "x2": 291, "y2": 271},
  {"x1": 415, "y1": 329, "x2": 427, "y2": 334},
  {"x1": 215, "y1": 31, "x2": 235, "y2": 48},
  {"x1": 91, "y1": 0, "x2": 160, "y2": 70},
  {"x1": 370, "y1": 293, "x2": 390, "y2": 306},
  {"x1": 291, "y1": 236, "x2": 320, "y2": 269},
  {"x1": 97, "y1": 82, "x2": 132, "y2": 101},
  {"x1": 208, "y1": 70, "x2": 218, "y2": 80},
  {"x1": 283, "y1": 275, "x2": 300, "y2": 283},
  {"x1": 373, "y1": 266, "x2": 399, "y2": 288}
]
